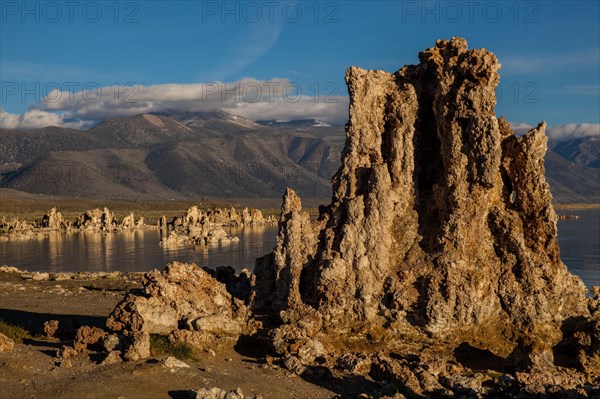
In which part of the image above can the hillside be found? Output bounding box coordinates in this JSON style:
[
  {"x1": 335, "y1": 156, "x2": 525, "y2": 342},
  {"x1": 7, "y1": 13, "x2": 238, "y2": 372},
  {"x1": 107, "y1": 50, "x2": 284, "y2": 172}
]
[
  {"x1": 550, "y1": 136, "x2": 600, "y2": 169},
  {"x1": 0, "y1": 111, "x2": 597, "y2": 203}
]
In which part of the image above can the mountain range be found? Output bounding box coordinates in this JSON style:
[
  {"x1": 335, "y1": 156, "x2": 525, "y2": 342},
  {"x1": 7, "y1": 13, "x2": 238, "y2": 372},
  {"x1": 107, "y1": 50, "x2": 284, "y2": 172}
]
[{"x1": 0, "y1": 110, "x2": 598, "y2": 204}]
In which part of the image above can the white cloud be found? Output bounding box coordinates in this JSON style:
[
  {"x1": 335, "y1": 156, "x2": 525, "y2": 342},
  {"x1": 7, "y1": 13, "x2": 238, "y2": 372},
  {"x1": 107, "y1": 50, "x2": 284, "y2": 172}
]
[
  {"x1": 0, "y1": 108, "x2": 89, "y2": 130},
  {"x1": 509, "y1": 121, "x2": 600, "y2": 141},
  {"x1": 546, "y1": 123, "x2": 600, "y2": 141},
  {"x1": 0, "y1": 79, "x2": 350, "y2": 130},
  {"x1": 507, "y1": 122, "x2": 534, "y2": 134}
]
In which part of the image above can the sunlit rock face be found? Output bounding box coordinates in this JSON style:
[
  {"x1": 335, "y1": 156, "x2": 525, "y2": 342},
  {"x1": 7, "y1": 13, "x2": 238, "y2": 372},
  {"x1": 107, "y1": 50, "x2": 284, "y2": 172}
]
[{"x1": 257, "y1": 37, "x2": 589, "y2": 368}]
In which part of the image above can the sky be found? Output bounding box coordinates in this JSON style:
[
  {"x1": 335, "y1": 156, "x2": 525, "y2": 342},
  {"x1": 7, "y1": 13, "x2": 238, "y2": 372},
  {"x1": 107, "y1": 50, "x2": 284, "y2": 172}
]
[{"x1": 1, "y1": 0, "x2": 599, "y2": 139}]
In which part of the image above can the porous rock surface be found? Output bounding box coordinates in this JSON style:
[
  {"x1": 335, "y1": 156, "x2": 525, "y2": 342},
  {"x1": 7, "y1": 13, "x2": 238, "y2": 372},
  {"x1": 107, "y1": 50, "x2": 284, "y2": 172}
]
[
  {"x1": 167, "y1": 206, "x2": 275, "y2": 230},
  {"x1": 160, "y1": 206, "x2": 273, "y2": 248},
  {"x1": 194, "y1": 387, "x2": 261, "y2": 399},
  {"x1": 0, "y1": 332, "x2": 15, "y2": 352},
  {"x1": 254, "y1": 38, "x2": 591, "y2": 370},
  {"x1": 107, "y1": 262, "x2": 251, "y2": 342}
]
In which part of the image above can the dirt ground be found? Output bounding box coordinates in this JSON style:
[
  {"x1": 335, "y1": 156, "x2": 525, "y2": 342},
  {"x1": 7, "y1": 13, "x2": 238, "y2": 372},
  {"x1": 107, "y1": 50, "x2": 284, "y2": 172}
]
[
  {"x1": 0, "y1": 271, "x2": 378, "y2": 399},
  {"x1": 0, "y1": 188, "x2": 329, "y2": 222}
]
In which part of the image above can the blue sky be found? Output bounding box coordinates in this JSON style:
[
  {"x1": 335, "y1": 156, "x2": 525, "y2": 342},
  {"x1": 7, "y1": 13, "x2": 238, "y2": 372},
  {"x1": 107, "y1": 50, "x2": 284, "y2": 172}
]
[{"x1": 1, "y1": 0, "x2": 599, "y2": 134}]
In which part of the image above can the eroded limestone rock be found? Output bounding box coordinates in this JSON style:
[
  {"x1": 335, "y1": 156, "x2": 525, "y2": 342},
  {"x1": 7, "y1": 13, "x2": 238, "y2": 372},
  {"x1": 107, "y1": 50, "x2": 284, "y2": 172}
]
[
  {"x1": 123, "y1": 331, "x2": 150, "y2": 361},
  {"x1": 107, "y1": 262, "x2": 251, "y2": 345},
  {"x1": 74, "y1": 207, "x2": 117, "y2": 232},
  {"x1": 43, "y1": 320, "x2": 60, "y2": 339},
  {"x1": 256, "y1": 38, "x2": 590, "y2": 372},
  {"x1": 0, "y1": 333, "x2": 15, "y2": 352},
  {"x1": 74, "y1": 326, "x2": 106, "y2": 352},
  {"x1": 41, "y1": 207, "x2": 65, "y2": 229},
  {"x1": 194, "y1": 387, "x2": 260, "y2": 399}
]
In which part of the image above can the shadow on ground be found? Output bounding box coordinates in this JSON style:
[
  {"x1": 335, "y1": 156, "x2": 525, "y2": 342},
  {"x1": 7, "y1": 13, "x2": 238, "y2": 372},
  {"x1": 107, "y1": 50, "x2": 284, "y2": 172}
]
[{"x1": 0, "y1": 308, "x2": 105, "y2": 336}]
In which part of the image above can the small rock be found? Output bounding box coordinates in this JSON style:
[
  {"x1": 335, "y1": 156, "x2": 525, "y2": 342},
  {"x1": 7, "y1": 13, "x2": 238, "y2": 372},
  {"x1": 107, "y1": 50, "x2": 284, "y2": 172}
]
[
  {"x1": 43, "y1": 320, "x2": 60, "y2": 338},
  {"x1": 379, "y1": 394, "x2": 406, "y2": 399},
  {"x1": 123, "y1": 332, "x2": 150, "y2": 361},
  {"x1": 163, "y1": 356, "x2": 190, "y2": 368},
  {"x1": 59, "y1": 359, "x2": 72, "y2": 368},
  {"x1": 336, "y1": 353, "x2": 372, "y2": 374},
  {"x1": 74, "y1": 326, "x2": 106, "y2": 352},
  {"x1": 0, "y1": 266, "x2": 22, "y2": 273},
  {"x1": 283, "y1": 355, "x2": 306, "y2": 375},
  {"x1": 31, "y1": 272, "x2": 50, "y2": 281},
  {"x1": 50, "y1": 272, "x2": 72, "y2": 281},
  {"x1": 296, "y1": 338, "x2": 325, "y2": 363},
  {"x1": 102, "y1": 334, "x2": 122, "y2": 352},
  {"x1": 100, "y1": 350, "x2": 122, "y2": 366},
  {"x1": 57, "y1": 345, "x2": 78, "y2": 359},
  {"x1": 194, "y1": 387, "x2": 250, "y2": 399},
  {"x1": 0, "y1": 333, "x2": 15, "y2": 352}
]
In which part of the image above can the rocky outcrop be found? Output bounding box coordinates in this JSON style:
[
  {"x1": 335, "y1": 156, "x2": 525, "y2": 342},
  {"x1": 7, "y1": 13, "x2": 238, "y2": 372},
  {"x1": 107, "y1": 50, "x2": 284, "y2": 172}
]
[
  {"x1": 160, "y1": 227, "x2": 240, "y2": 248},
  {"x1": 255, "y1": 38, "x2": 591, "y2": 374},
  {"x1": 168, "y1": 206, "x2": 275, "y2": 230},
  {"x1": 44, "y1": 207, "x2": 151, "y2": 232},
  {"x1": 1, "y1": 205, "x2": 271, "y2": 240},
  {"x1": 272, "y1": 189, "x2": 321, "y2": 311},
  {"x1": 121, "y1": 212, "x2": 136, "y2": 229},
  {"x1": 73, "y1": 207, "x2": 117, "y2": 231},
  {"x1": 160, "y1": 205, "x2": 272, "y2": 248},
  {"x1": 106, "y1": 262, "x2": 252, "y2": 346},
  {"x1": 40, "y1": 207, "x2": 66, "y2": 229},
  {"x1": 74, "y1": 326, "x2": 106, "y2": 352},
  {"x1": 0, "y1": 217, "x2": 40, "y2": 240}
]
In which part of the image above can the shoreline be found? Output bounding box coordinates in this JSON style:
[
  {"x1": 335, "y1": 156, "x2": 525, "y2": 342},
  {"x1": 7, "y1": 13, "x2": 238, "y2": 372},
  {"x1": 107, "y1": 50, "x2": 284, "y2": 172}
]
[
  {"x1": 0, "y1": 267, "x2": 344, "y2": 399},
  {"x1": 1, "y1": 264, "x2": 598, "y2": 399}
]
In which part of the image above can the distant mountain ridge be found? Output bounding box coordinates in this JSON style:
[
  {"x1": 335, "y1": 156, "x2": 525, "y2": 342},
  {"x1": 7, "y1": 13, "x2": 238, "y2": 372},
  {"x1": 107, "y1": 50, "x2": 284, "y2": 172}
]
[
  {"x1": 1, "y1": 110, "x2": 598, "y2": 203},
  {"x1": 550, "y1": 136, "x2": 600, "y2": 169},
  {"x1": 255, "y1": 119, "x2": 335, "y2": 128}
]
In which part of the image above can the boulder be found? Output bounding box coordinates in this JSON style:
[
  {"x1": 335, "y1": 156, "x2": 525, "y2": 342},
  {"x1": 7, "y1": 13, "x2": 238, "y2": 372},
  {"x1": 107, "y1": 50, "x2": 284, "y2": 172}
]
[
  {"x1": 123, "y1": 331, "x2": 150, "y2": 361},
  {"x1": 57, "y1": 345, "x2": 78, "y2": 359},
  {"x1": 73, "y1": 326, "x2": 106, "y2": 352},
  {"x1": 163, "y1": 356, "x2": 190, "y2": 368},
  {"x1": 107, "y1": 262, "x2": 251, "y2": 346},
  {"x1": 0, "y1": 333, "x2": 15, "y2": 352}
]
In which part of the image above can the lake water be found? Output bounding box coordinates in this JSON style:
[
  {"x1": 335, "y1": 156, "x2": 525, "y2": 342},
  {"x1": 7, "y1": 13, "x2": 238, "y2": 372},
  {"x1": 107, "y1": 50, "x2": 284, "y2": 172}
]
[
  {"x1": 0, "y1": 209, "x2": 598, "y2": 288},
  {"x1": 554, "y1": 209, "x2": 599, "y2": 288},
  {"x1": 0, "y1": 226, "x2": 279, "y2": 274}
]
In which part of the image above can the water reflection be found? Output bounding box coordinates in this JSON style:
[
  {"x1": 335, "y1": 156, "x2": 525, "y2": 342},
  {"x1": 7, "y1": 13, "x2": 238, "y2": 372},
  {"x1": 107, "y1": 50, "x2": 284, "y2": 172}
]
[
  {"x1": 0, "y1": 212, "x2": 597, "y2": 290},
  {"x1": 557, "y1": 208, "x2": 600, "y2": 288},
  {"x1": 0, "y1": 226, "x2": 278, "y2": 274}
]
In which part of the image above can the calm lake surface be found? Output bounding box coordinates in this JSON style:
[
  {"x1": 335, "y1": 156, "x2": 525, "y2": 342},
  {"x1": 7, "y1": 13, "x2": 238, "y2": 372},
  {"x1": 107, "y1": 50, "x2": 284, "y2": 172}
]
[
  {"x1": 0, "y1": 226, "x2": 278, "y2": 274},
  {"x1": 555, "y1": 209, "x2": 599, "y2": 288},
  {"x1": 0, "y1": 209, "x2": 598, "y2": 288}
]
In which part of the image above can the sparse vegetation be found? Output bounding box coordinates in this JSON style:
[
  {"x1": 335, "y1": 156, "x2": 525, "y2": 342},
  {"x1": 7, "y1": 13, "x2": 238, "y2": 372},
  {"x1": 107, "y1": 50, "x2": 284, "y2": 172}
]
[
  {"x1": 149, "y1": 334, "x2": 195, "y2": 360},
  {"x1": 0, "y1": 319, "x2": 31, "y2": 343},
  {"x1": 0, "y1": 191, "x2": 327, "y2": 223}
]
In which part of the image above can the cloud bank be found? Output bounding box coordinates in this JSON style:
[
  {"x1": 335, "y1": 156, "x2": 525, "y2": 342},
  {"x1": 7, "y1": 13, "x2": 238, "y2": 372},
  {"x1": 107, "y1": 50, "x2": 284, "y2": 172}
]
[
  {"x1": 509, "y1": 121, "x2": 600, "y2": 141},
  {"x1": 1, "y1": 79, "x2": 349, "y2": 130},
  {"x1": 1, "y1": 80, "x2": 598, "y2": 143}
]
